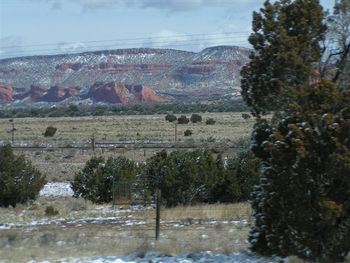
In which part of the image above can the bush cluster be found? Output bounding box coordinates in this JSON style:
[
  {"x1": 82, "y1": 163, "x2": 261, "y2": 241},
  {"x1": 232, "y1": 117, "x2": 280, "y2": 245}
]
[
  {"x1": 0, "y1": 100, "x2": 248, "y2": 119},
  {"x1": 0, "y1": 144, "x2": 45, "y2": 207},
  {"x1": 71, "y1": 156, "x2": 139, "y2": 204},
  {"x1": 71, "y1": 149, "x2": 260, "y2": 207}
]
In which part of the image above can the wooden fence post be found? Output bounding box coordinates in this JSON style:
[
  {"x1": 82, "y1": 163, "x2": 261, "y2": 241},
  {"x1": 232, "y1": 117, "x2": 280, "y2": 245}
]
[{"x1": 155, "y1": 188, "x2": 161, "y2": 240}]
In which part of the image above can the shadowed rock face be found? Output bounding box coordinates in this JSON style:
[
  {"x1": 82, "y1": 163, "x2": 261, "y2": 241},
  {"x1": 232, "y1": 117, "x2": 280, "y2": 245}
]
[
  {"x1": 41, "y1": 86, "x2": 80, "y2": 102},
  {"x1": 14, "y1": 85, "x2": 80, "y2": 102},
  {"x1": 14, "y1": 85, "x2": 46, "y2": 102},
  {"x1": 0, "y1": 84, "x2": 13, "y2": 102},
  {"x1": 88, "y1": 82, "x2": 163, "y2": 104}
]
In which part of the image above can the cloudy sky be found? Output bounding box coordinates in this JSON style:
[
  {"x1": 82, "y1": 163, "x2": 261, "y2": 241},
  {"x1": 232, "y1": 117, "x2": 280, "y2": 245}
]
[{"x1": 0, "y1": 0, "x2": 334, "y2": 59}]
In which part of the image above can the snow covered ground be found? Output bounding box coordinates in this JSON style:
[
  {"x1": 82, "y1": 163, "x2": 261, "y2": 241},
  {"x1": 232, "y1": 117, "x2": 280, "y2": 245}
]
[
  {"x1": 11, "y1": 183, "x2": 275, "y2": 263},
  {"x1": 40, "y1": 181, "x2": 74, "y2": 197},
  {"x1": 29, "y1": 251, "x2": 279, "y2": 263}
]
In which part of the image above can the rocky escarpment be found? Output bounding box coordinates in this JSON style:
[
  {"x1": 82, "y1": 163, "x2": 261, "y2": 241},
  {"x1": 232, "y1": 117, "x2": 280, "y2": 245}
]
[
  {"x1": 0, "y1": 46, "x2": 249, "y2": 105},
  {"x1": 0, "y1": 84, "x2": 13, "y2": 102},
  {"x1": 8, "y1": 82, "x2": 164, "y2": 104},
  {"x1": 87, "y1": 82, "x2": 164, "y2": 104}
]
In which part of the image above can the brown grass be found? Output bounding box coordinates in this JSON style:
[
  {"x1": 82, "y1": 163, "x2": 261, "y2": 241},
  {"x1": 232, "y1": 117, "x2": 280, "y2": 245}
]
[
  {"x1": 0, "y1": 198, "x2": 251, "y2": 262},
  {"x1": 0, "y1": 112, "x2": 255, "y2": 181}
]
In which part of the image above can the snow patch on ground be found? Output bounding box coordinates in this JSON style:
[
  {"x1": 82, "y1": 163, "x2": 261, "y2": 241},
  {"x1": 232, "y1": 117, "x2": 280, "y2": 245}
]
[
  {"x1": 29, "y1": 251, "x2": 279, "y2": 263},
  {"x1": 40, "y1": 182, "x2": 74, "y2": 197}
]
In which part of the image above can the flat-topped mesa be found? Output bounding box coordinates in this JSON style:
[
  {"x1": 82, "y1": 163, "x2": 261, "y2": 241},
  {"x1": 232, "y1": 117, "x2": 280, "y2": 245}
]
[
  {"x1": 0, "y1": 84, "x2": 13, "y2": 102},
  {"x1": 0, "y1": 46, "x2": 250, "y2": 104},
  {"x1": 88, "y1": 82, "x2": 164, "y2": 104}
]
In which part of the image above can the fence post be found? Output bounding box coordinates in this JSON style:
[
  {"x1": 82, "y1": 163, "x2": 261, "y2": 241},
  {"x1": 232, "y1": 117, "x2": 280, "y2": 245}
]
[
  {"x1": 155, "y1": 188, "x2": 161, "y2": 240},
  {"x1": 91, "y1": 133, "x2": 95, "y2": 153}
]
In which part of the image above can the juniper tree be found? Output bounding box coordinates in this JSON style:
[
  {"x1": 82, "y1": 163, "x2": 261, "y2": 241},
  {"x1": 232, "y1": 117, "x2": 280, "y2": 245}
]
[
  {"x1": 249, "y1": 81, "x2": 350, "y2": 261},
  {"x1": 0, "y1": 144, "x2": 45, "y2": 207},
  {"x1": 240, "y1": 0, "x2": 350, "y2": 261},
  {"x1": 241, "y1": 0, "x2": 326, "y2": 116}
]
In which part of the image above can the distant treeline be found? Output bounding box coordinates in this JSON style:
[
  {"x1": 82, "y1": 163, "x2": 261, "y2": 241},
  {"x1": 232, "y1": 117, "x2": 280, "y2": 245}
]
[{"x1": 0, "y1": 99, "x2": 248, "y2": 118}]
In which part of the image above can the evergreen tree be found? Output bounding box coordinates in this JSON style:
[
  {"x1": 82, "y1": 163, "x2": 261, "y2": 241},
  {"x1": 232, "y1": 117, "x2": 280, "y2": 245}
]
[
  {"x1": 0, "y1": 144, "x2": 45, "y2": 207},
  {"x1": 71, "y1": 156, "x2": 138, "y2": 204},
  {"x1": 249, "y1": 80, "x2": 350, "y2": 261},
  {"x1": 241, "y1": 0, "x2": 326, "y2": 116}
]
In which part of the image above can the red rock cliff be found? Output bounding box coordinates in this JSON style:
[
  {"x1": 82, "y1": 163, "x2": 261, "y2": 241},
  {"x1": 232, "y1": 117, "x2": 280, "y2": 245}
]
[{"x1": 0, "y1": 84, "x2": 13, "y2": 102}]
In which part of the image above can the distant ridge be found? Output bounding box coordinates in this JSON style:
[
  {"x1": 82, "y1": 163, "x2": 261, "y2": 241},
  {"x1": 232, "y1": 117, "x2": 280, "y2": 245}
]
[{"x1": 0, "y1": 45, "x2": 250, "y2": 105}]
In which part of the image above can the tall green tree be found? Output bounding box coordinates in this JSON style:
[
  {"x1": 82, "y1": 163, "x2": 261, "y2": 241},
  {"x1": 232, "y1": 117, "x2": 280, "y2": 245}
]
[
  {"x1": 249, "y1": 81, "x2": 350, "y2": 261},
  {"x1": 241, "y1": 0, "x2": 326, "y2": 116}
]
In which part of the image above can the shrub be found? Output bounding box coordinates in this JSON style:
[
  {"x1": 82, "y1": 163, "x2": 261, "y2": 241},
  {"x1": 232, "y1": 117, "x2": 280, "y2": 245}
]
[
  {"x1": 71, "y1": 156, "x2": 139, "y2": 204},
  {"x1": 190, "y1": 113, "x2": 202, "y2": 123},
  {"x1": 44, "y1": 126, "x2": 57, "y2": 137},
  {"x1": 184, "y1": 129, "x2": 192, "y2": 136},
  {"x1": 0, "y1": 144, "x2": 45, "y2": 207},
  {"x1": 205, "y1": 118, "x2": 216, "y2": 125},
  {"x1": 45, "y1": 205, "x2": 59, "y2": 216},
  {"x1": 177, "y1": 115, "x2": 189, "y2": 124},
  {"x1": 212, "y1": 151, "x2": 259, "y2": 203},
  {"x1": 141, "y1": 149, "x2": 221, "y2": 207},
  {"x1": 165, "y1": 114, "x2": 177, "y2": 122},
  {"x1": 241, "y1": 113, "x2": 251, "y2": 120}
]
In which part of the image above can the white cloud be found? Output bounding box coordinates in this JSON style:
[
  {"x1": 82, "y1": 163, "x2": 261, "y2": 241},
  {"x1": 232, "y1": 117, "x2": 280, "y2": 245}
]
[
  {"x1": 144, "y1": 28, "x2": 250, "y2": 51},
  {"x1": 57, "y1": 42, "x2": 88, "y2": 53},
  {"x1": 35, "y1": 0, "x2": 262, "y2": 12},
  {"x1": 145, "y1": 30, "x2": 190, "y2": 49}
]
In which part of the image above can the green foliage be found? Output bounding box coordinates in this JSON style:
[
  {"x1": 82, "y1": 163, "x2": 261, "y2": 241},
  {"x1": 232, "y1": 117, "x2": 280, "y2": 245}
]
[
  {"x1": 212, "y1": 151, "x2": 260, "y2": 203},
  {"x1": 241, "y1": 0, "x2": 326, "y2": 116},
  {"x1": 165, "y1": 114, "x2": 177, "y2": 122},
  {"x1": 249, "y1": 81, "x2": 350, "y2": 261},
  {"x1": 190, "y1": 113, "x2": 202, "y2": 123},
  {"x1": 44, "y1": 126, "x2": 57, "y2": 137},
  {"x1": 241, "y1": 113, "x2": 251, "y2": 120},
  {"x1": 184, "y1": 129, "x2": 192, "y2": 136},
  {"x1": 205, "y1": 118, "x2": 216, "y2": 125},
  {"x1": 0, "y1": 144, "x2": 45, "y2": 207},
  {"x1": 0, "y1": 99, "x2": 249, "y2": 119},
  {"x1": 71, "y1": 156, "x2": 139, "y2": 204},
  {"x1": 140, "y1": 149, "x2": 221, "y2": 207},
  {"x1": 177, "y1": 115, "x2": 189, "y2": 124},
  {"x1": 45, "y1": 205, "x2": 59, "y2": 216}
]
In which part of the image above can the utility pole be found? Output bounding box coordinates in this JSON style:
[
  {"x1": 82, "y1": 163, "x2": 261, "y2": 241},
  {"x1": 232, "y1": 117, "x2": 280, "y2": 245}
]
[
  {"x1": 174, "y1": 123, "x2": 177, "y2": 144},
  {"x1": 9, "y1": 119, "x2": 15, "y2": 145}
]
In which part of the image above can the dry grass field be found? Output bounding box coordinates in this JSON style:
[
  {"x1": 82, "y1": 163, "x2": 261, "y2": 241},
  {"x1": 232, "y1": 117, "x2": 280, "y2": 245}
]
[
  {"x1": 0, "y1": 112, "x2": 256, "y2": 262},
  {"x1": 0, "y1": 112, "x2": 253, "y2": 144},
  {"x1": 0, "y1": 112, "x2": 255, "y2": 181},
  {"x1": 0, "y1": 198, "x2": 252, "y2": 262}
]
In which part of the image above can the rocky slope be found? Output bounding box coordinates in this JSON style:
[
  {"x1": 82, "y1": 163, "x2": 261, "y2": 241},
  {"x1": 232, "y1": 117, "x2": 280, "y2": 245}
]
[{"x1": 0, "y1": 46, "x2": 250, "y2": 105}]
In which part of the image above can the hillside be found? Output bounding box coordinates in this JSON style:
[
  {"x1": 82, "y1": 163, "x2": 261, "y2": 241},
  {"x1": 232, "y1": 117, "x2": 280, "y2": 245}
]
[{"x1": 0, "y1": 46, "x2": 250, "y2": 105}]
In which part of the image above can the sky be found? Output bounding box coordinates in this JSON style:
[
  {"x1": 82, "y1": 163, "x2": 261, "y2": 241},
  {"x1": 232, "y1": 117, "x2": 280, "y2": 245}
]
[{"x1": 0, "y1": 0, "x2": 335, "y2": 59}]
